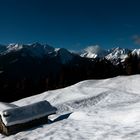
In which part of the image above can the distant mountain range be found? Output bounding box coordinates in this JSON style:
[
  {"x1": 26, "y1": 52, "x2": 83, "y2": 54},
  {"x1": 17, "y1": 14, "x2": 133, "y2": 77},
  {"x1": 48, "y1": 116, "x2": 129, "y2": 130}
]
[
  {"x1": 0, "y1": 43, "x2": 140, "y2": 102},
  {"x1": 79, "y1": 45, "x2": 140, "y2": 61},
  {"x1": 1, "y1": 43, "x2": 140, "y2": 62},
  {"x1": 0, "y1": 43, "x2": 75, "y2": 64}
]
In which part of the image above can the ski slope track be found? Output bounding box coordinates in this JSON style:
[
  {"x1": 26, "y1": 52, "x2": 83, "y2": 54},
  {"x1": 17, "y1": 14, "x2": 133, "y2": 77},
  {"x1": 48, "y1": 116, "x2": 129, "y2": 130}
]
[{"x1": 1, "y1": 75, "x2": 140, "y2": 139}]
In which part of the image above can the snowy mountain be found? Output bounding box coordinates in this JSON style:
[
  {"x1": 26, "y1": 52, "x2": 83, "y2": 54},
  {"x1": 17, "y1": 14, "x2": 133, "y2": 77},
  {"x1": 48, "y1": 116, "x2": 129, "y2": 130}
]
[
  {"x1": 0, "y1": 43, "x2": 75, "y2": 65},
  {"x1": 80, "y1": 45, "x2": 109, "y2": 58},
  {"x1": 0, "y1": 43, "x2": 55, "y2": 57},
  {"x1": 0, "y1": 43, "x2": 140, "y2": 62},
  {"x1": 132, "y1": 49, "x2": 140, "y2": 56},
  {"x1": 80, "y1": 46, "x2": 131, "y2": 61},
  {"x1": 0, "y1": 75, "x2": 140, "y2": 139},
  {"x1": 106, "y1": 47, "x2": 130, "y2": 61}
]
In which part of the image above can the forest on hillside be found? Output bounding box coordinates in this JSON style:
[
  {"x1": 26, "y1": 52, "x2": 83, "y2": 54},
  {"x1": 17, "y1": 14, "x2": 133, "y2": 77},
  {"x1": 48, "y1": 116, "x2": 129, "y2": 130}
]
[{"x1": 0, "y1": 51, "x2": 140, "y2": 102}]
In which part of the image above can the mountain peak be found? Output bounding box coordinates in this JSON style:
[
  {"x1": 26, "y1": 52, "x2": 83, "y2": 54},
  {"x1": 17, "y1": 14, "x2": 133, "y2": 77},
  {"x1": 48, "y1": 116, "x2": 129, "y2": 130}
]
[
  {"x1": 7, "y1": 43, "x2": 23, "y2": 49},
  {"x1": 80, "y1": 45, "x2": 108, "y2": 58},
  {"x1": 0, "y1": 43, "x2": 55, "y2": 57},
  {"x1": 106, "y1": 47, "x2": 130, "y2": 61},
  {"x1": 55, "y1": 48, "x2": 74, "y2": 64}
]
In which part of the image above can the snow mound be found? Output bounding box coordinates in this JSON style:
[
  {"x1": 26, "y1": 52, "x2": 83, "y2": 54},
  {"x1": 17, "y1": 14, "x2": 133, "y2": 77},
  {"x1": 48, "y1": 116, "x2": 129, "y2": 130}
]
[
  {"x1": 69, "y1": 111, "x2": 91, "y2": 121},
  {"x1": 0, "y1": 102, "x2": 18, "y2": 111}
]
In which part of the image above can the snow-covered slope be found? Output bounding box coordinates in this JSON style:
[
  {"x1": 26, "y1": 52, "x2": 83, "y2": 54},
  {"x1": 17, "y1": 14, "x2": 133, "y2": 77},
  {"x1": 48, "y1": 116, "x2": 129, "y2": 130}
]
[
  {"x1": 0, "y1": 102, "x2": 18, "y2": 111},
  {"x1": 1, "y1": 75, "x2": 140, "y2": 139}
]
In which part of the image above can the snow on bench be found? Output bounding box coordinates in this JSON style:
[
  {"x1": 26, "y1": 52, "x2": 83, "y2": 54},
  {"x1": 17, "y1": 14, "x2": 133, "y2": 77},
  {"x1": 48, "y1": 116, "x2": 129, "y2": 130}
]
[{"x1": 0, "y1": 100, "x2": 57, "y2": 126}]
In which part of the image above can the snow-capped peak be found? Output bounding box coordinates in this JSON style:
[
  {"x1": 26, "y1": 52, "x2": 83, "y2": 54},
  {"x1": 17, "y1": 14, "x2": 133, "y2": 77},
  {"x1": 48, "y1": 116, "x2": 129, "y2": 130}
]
[
  {"x1": 106, "y1": 47, "x2": 130, "y2": 61},
  {"x1": 27, "y1": 43, "x2": 54, "y2": 57},
  {"x1": 54, "y1": 48, "x2": 61, "y2": 52},
  {"x1": 132, "y1": 49, "x2": 140, "y2": 56},
  {"x1": 0, "y1": 43, "x2": 55, "y2": 57},
  {"x1": 0, "y1": 43, "x2": 76, "y2": 64},
  {"x1": 80, "y1": 46, "x2": 131, "y2": 62},
  {"x1": 80, "y1": 45, "x2": 108, "y2": 58},
  {"x1": 7, "y1": 43, "x2": 23, "y2": 53}
]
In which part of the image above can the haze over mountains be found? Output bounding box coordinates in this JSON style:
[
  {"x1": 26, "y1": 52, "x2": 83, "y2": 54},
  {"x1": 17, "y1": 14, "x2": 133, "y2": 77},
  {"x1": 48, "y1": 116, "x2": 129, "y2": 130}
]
[{"x1": 0, "y1": 43, "x2": 140, "y2": 102}]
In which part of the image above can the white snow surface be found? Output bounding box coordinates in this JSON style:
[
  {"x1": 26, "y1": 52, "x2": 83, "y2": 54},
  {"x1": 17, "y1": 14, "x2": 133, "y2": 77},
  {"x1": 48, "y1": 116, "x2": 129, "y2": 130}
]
[
  {"x1": 0, "y1": 102, "x2": 18, "y2": 111},
  {"x1": 1, "y1": 75, "x2": 140, "y2": 139}
]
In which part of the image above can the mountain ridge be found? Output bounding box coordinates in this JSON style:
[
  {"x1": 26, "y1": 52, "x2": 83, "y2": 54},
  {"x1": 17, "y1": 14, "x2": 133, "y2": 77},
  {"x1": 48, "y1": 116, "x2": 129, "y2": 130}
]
[
  {"x1": 1, "y1": 43, "x2": 140, "y2": 70},
  {"x1": 1, "y1": 43, "x2": 140, "y2": 61}
]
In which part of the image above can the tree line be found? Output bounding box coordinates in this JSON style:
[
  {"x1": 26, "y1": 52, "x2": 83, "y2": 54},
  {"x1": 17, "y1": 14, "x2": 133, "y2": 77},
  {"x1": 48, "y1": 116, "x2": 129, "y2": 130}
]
[{"x1": 0, "y1": 51, "x2": 140, "y2": 102}]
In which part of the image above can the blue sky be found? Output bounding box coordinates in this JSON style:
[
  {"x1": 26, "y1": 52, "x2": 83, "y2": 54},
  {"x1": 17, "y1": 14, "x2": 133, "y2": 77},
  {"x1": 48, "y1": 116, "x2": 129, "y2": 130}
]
[{"x1": 0, "y1": 0, "x2": 140, "y2": 50}]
